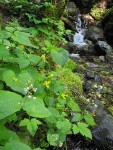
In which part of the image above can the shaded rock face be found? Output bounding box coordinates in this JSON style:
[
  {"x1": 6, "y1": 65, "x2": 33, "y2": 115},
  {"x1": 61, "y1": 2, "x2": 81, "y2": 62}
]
[
  {"x1": 65, "y1": 2, "x2": 113, "y2": 149},
  {"x1": 93, "y1": 114, "x2": 113, "y2": 150},
  {"x1": 86, "y1": 26, "x2": 104, "y2": 42},
  {"x1": 77, "y1": 55, "x2": 113, "y2": 149},
  {"x1": 95, "y1": 41, "x2": 113, "y2": 55},
  {"x1": 75, "y1": 0, "x2": 96, "y2": 12},
  {"x1": 66, "y1": 2, "x2": 76, "y2": 16},
  {"x1": 106, "y1": 54, "x2": 113, "y2": 64},
  {"x1": 102, "y1": 12, "x2": 113, "y2": 47},
  {"x1": 88, "y1": 99, "x2": 113, "y2": 149}
]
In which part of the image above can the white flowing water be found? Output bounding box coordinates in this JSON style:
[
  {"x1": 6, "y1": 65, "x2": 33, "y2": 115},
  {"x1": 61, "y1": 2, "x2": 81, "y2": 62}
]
[{"x1": 73, "y1": 15, "x2": 87, "y2": 47}]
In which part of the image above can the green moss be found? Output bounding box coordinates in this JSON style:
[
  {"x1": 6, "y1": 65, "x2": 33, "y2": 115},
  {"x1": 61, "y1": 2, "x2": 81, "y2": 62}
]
[
  {"x1": 64, "y1": 59, "x2": 77, "y2": 71},
  {"x1": 90, "y1": 4, "x2": 104, "y2": 20},
  {"x1": 57, "y1": 68, "x2": 83, "y2": 97},
  {"x1": 104, "y1": 6, "x2": 113, "y2": 17},
  {"x1": 108, "y1": 106, "x2": 113, "y2": 115}
]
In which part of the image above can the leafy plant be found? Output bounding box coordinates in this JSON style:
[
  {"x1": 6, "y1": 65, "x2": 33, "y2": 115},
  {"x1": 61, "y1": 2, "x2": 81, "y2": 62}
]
[{"x1": 0, "y1": 2, "x2": 96, "y2": 149}]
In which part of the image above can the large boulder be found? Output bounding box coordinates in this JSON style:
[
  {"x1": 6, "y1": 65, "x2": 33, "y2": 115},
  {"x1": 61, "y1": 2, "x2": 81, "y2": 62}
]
[
  {"x1": 95, "y1": 41, "x2": 113, "y2": 55},
  {"x1": 102, "y1": 8, "x2": 113, "y2": 47},
  {"x1": 66, "y1": 2, "x2": 76, "y2": 16},
  {"x1": 75, "y1": 0, "x2": 96, "y2": 12},
  {"x1": 93, "y1": 114, "x2": 113, "y2": 150},
  {"x1": 86, "y1": 26, "x2": 104, "y2": 42},
  {"x1": 88, "y1": 99, "x2": 113, "y2": 149}
]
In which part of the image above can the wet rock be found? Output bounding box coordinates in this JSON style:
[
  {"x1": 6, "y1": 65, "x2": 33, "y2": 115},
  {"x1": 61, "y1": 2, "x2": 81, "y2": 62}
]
[
  {"x1": 82, "y1": 14, "x2": 96, "y2": 26},
  {"x1": 93, "y1": 114, "x2": 113, "y2": 150},
  {"x1": 99, "y1": 56, "x2": 105, "y2": 62},
  {"x1": 94, "y1": 75, "x2": 101, "y2": 82},
  {"x1": 65, "y1": 33, "x2": 74, "y2": 42},
  {"x1": 66, "y1": 2, "x2": 76, "y2": 16},
  {"x1": 83, "y1": 81, "x2": 93, "y2": 92},
  {"x1": 62, "y1": 17, "x2": 76, "y2": 31},
  {"x1": 86, "y1": 26, "x2": 104, "y2": 42},
  {"x1": 64, "y1": 42, "x2": 77, "y2": 53},
  {"x1": 86, "y1": 62, "x2": 99, "y2": 68},
  {"x1": 88, "y1": 99, "x2": 107, "y2": 123},
  {"x1": 86, "y1": 72, "x2": 95, "y2": 79},
  {"x1": 69, "y1": 53, "x2": 81, "y2": 62},
  {"x1": 75, "y1": 0, "x2": 96, "y2": 12},
  {"x1": 106, "y1": 54, "x2": 113, "y2": 64},
  {"x1": 95, "y1": 41, "x2": 113, "y2": 55},
  {"x1": 75, "y1": 44, "x2": 96, "y2": 56},
  {"x1": 88, "y1": 98, "x2": 113, "y2": 149}
]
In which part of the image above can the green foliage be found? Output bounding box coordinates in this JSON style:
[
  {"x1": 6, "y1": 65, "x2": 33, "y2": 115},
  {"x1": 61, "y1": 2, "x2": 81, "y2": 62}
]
[
  {"x1": 64, "y1": 59, "x2": 77, "y2": 71},
  {"x1": 0, "y1": 1, "x2": 96, "y2": 149},
  {"x1": 51, "y1": 49, "x2": 69, "y2": 67},
  {"x1": 104, "y1": 6, "x2": 113, "y2": 17},
  {"x1": 90, "y1": 4, "x2": 104, "y2": 20},
  {"x1": 19, "y1": 118, "x2": 42, "y2": 136},
  {"x1": 2, "y1": 140, "x2": 32, "y2": 150},
  {"x1": 0, "y1": 90, "x2": 23, "y2": 120},
  {"x1": 57, "y1": 68, "x2": 83, "y2": 97}
]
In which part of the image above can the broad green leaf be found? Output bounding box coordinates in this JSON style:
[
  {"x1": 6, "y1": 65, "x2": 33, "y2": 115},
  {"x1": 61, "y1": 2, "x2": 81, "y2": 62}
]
[
  {"x1": 0, "y1": 45, "x2": 10, "y2": 58},
  {"x1": 3, "y1": 39, "x2": 11, "y2": 46},
  {"x1": 3, "y1": 70, "x2": 33, "y2": 94},
  {"x1": 33, "y1": 148, "x2": 45, "y2": 150},
  {"x1": 84, "y1": 113, "x2": 96, "y2": 126},
  {"x1": 0, "y1": 31, "x2": 11, "y2": 39},
  {"x1": 28, "y1": 54, "x2": 41, "y2": 65},
  {"x1": 0, "y1": 90, "x2": 23, "y2": 120},
  {"x1": 2, "y1": 141, "x2": 32, "y2": 150},
  {"x1": 47, "y1": 129, "x2": 59, "y2": 146},
  {"x1": 3, "y1": 70, "x2": 25, "y2": 94},
  {"x1": 56, "y1": 119, "x2": 72, "y2": 134},
  {"x1": 72, "y1": 124, "x2": 79, "y2": 134},
  {"x1": 45, "y1": 107, "x2": 60, "y2": 124},
  {"x1": 51, "y1": 50, "x2": 69, "y2": 67},
  {"x1": 25, "y1": 66, "x2": 38, "y2": 81},
  {"x1": 77, "y1": 122, "x2": 92, "y2": 139},
  {"x1": 71, "y1": 113, "x2": 83, "y2": 122},
  {"x1": 0, "y1": 125, "x2": 19, "y2": 144},
  {"x1": 23, "y1": 98, "x2": 51, "y2": 118},
  {"x1": 11, "y1": 31, "x2": 37, "y2": 48},
  {"x1": 77, "y1": 122, "x2": 88, "y2": 128},
  {"x1": 19, "y1": 118, "x2": 42, "y2": 136},
  {"x1": 0, "y1": 81, "x2": 3, "y2": 90},
  {"x1": 67, "y1": 100, "x2": 81, "y2": 112},
  {"x1": 5, "y1": 27, "x2": 16, "y2": 32},
  {"x1": 18, "y1": 57, "x2": 30, "y2": 69},
  {"x1": 19, "y1": 118, "x2": 30, "y2": 126}
]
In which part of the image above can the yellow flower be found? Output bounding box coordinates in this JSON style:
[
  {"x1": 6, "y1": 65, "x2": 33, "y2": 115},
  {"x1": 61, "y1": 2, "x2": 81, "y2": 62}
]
[
  {"x1": 40, "y1": 71, "x2": 44, "y2": 74},
  {"x1": 41, "y1": 54, "x2": 46, "y2": 61},
  {"x1": 43, "y1": 81, "x2": 51, "y2": 88},
  {"x1": 13, "y1": 77, "x2": 19, "y2": 82},
  {"x1": 61, "y1": 93, "x2": 67, "y2": 100},
  {"x1": 48, "y1": 74, "x2": 54, "y2": 78}
]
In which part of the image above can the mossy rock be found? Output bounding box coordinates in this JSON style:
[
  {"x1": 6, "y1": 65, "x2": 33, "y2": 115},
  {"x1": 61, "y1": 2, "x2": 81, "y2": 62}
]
[
  {"x1": 90, "y1": 4, "x2": 104, "y2": 20},
  {"x1": 64, "y1": 59, "x2": 77, "y2": 71},
  {"x1": 57, "y1": 68, "x2": 83, "y2": 97}
]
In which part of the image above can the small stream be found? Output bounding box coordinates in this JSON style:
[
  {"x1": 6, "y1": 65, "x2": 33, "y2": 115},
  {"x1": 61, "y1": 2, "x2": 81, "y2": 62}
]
[
  {"x1": 73, "y1": 15, "x2": 87, "y2": 47},
  {"x1": 68, "y1": 11, "x2": 113, "y2": 150}
]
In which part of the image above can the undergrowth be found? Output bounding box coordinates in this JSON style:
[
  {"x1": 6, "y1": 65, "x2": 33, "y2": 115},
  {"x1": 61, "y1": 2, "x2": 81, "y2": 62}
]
[{"x1": 0, "y1": 0, "x2": 96, "y2": 150}]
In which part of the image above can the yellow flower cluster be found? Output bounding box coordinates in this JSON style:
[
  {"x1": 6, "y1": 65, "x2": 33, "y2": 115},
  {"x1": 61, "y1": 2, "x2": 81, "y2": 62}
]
[
  {"x1": 41, "y1": 54, "x2": 46, "y2": 61},
  {"x1": 48, "y1": 74, "x2": 54, "y2": 78},
  {"x1": 13, "y1": 77, "x2": 19, "y2": 82},
  {"x1": 43, "y1": 81, "x2": 51, "y2": 88},
  {"x1": 61, "y1": 93, "x2": 67, "y2": 100}
]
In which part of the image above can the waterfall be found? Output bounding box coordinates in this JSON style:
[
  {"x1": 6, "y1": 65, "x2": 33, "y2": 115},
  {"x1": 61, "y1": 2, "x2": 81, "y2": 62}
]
[{"x1": 73, "y1": 15, "x2": 88, "y2": 47}]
